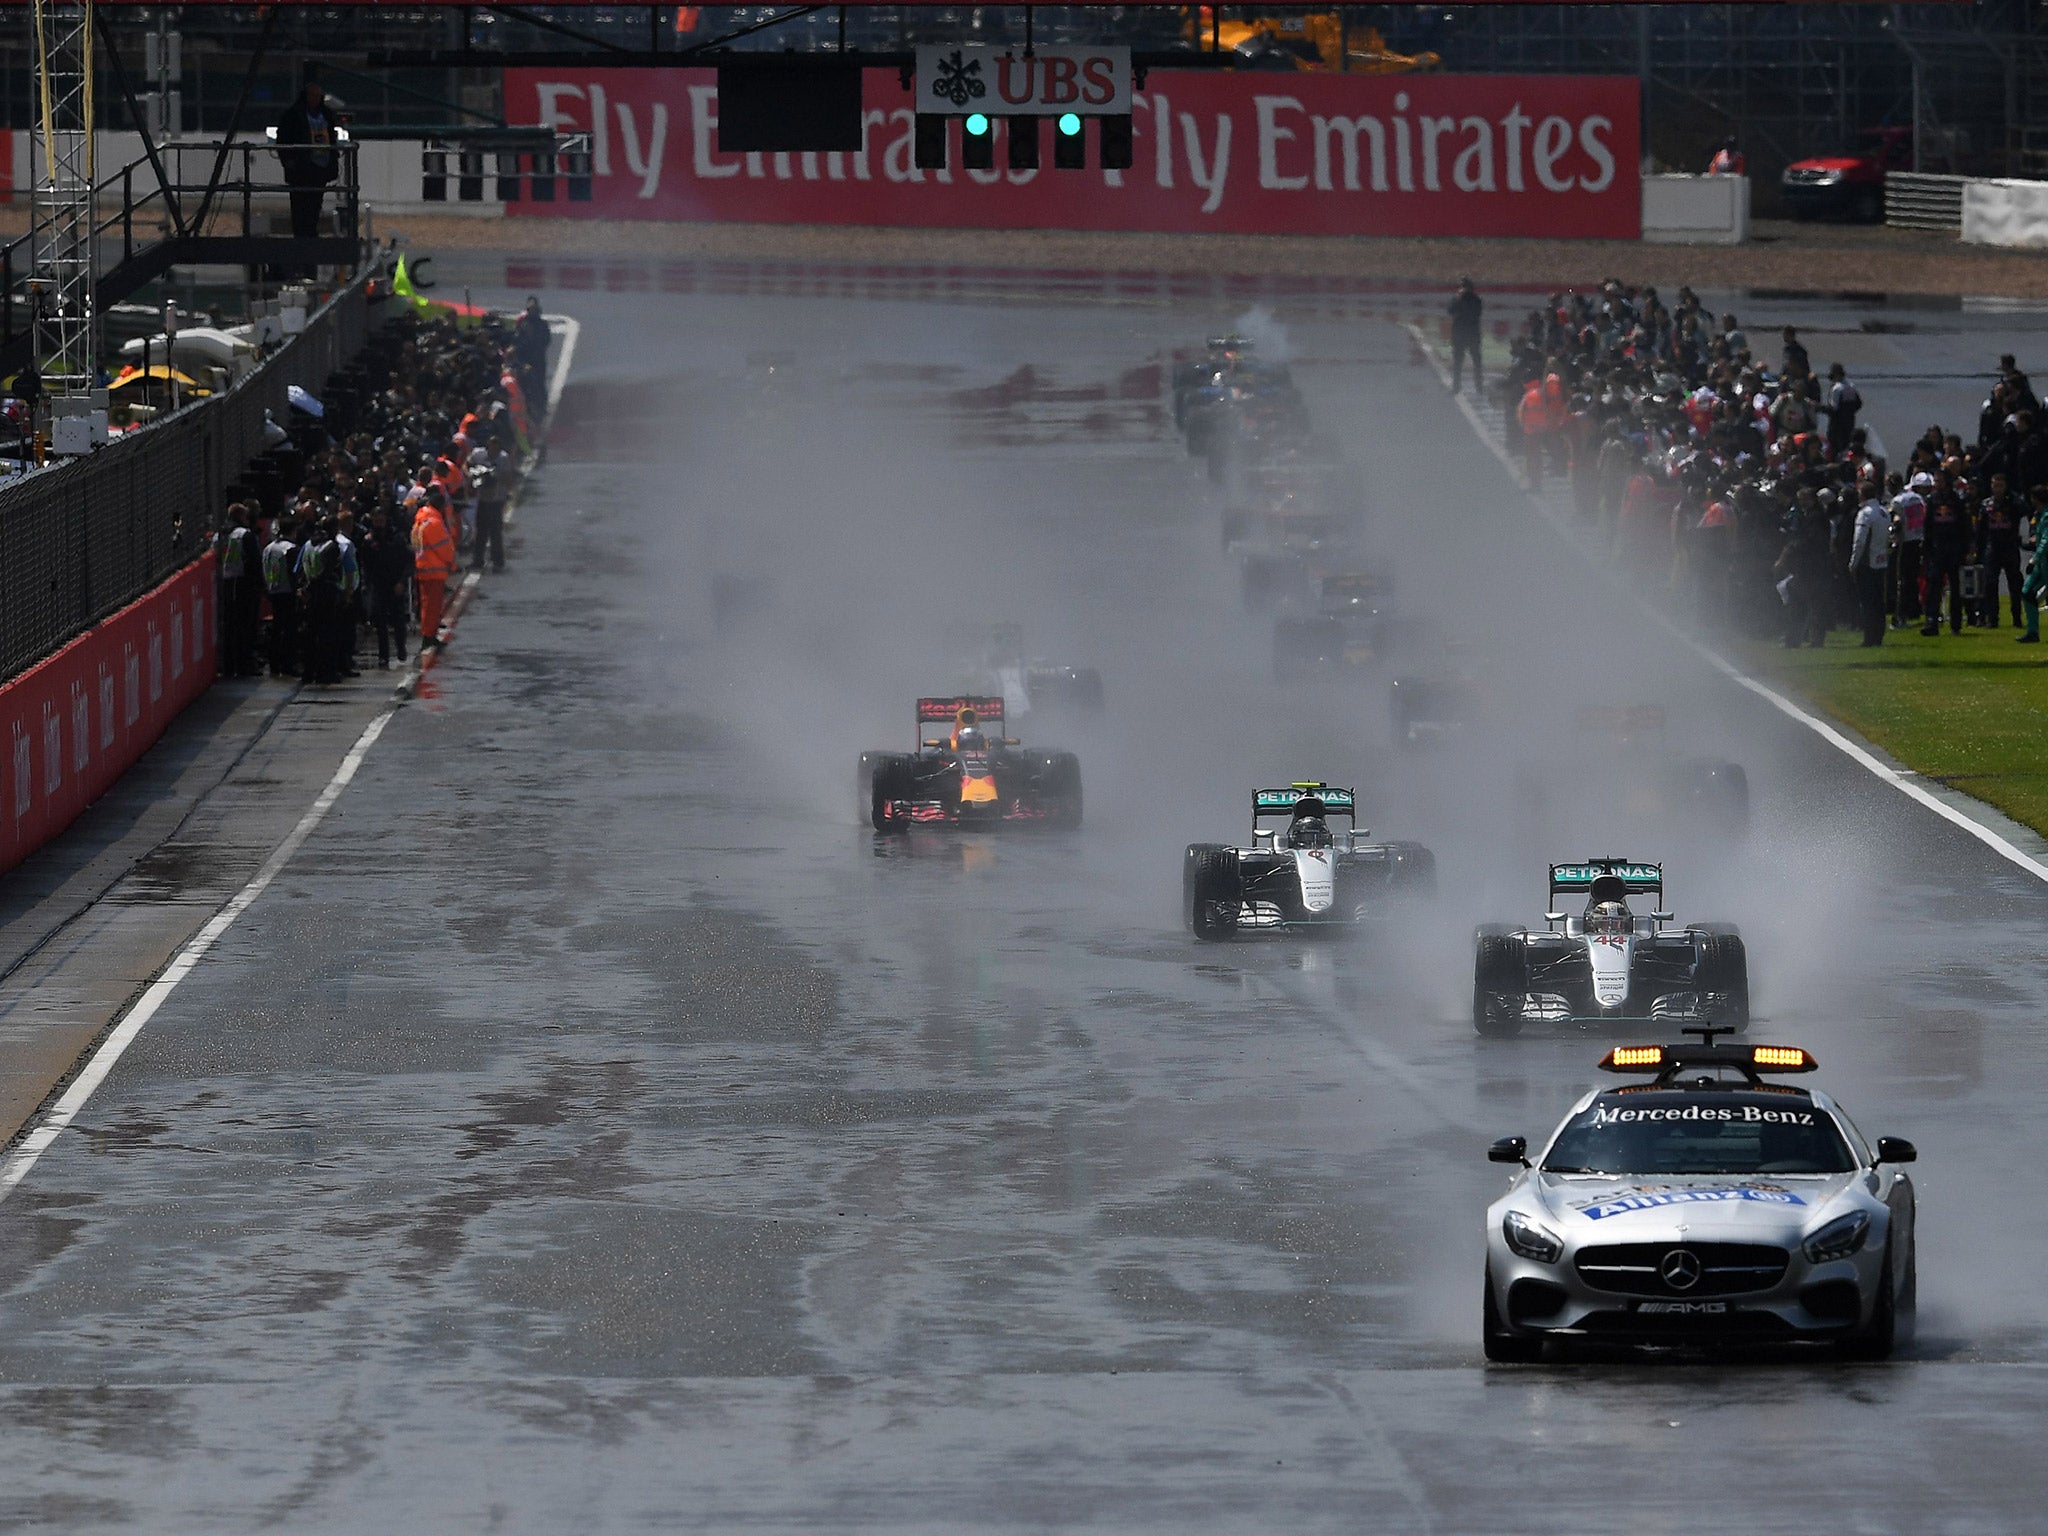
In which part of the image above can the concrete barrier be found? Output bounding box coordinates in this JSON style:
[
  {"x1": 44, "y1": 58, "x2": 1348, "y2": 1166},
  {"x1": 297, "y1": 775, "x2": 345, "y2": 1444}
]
[
  {"x1": 1963, "y1": 178, "x2": 2048, "y2": 249},
  {"x1": 1641, "y1": 174, "x2": 1748, "y2": 245}
]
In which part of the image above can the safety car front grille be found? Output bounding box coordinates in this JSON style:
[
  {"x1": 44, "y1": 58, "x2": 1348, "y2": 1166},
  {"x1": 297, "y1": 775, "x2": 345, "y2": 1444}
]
[{"x1": 1575, "y1": 1242, "x2": 1789, "y2": 1297}]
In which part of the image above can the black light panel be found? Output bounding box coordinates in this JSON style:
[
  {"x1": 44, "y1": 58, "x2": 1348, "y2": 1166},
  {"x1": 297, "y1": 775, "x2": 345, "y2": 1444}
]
[{"x1": 717, "y1": 60, "x2": 865, "y2": 153}]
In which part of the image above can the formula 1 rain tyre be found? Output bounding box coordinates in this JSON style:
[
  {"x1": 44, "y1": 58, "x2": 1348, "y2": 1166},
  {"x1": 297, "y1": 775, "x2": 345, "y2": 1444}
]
[
  {"x1": 869, "y1": 760, "x2": 913, "y2": 834},
  {"x1": 1693, "y1": 932, "x2": 1750, "y2": 1032},
  {"x1": 1682, "y1": 760, "x2": 1751, "y2": 839},
  {"x1": 1185, "y1": 844, "x2": 1242, "y2": 940},
  {"x1": 1383, "y1": 841, "x2": 1437, "y2": 897},
  {"x1": 1483, "y1": 1265, "x2": 1543, "y2": 1363},
  {"x1": 1040, "y1": 752, "x2": 1084, "y2": 830},
  {"x1": 1473, "y1": 926, "x2": 1524, "y2": 1037},
  {"x1": 857, "y1": 752, "x2": 892, "y2": 824}
]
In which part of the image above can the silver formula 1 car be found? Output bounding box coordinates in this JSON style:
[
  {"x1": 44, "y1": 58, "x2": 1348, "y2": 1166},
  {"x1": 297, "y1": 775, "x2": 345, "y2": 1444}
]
[
  {"x1": 969, "y1": 625, "x2": 1105, "y2": 721},
  {"x1": 1483, "y1": 1029, "x2": 1918, "y2": 1360},
  {"x1": 1473, "y1": 860, "x2": 1748, "y2": 1036},
  {"x1": 1183, "y1": 783, "x2": 1434, "y2": 939}
]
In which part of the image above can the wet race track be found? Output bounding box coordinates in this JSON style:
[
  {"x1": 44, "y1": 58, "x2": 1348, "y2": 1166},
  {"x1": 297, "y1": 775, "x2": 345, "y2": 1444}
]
[{"x1": 1, "y1": 266, "x2": 2047, "y2": 1531}]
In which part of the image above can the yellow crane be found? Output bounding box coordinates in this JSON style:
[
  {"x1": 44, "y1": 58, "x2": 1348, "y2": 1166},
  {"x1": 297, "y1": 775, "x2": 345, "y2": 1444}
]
[{"x1": 1189, "y1": 8, "x2": 1441, "y2": 75}]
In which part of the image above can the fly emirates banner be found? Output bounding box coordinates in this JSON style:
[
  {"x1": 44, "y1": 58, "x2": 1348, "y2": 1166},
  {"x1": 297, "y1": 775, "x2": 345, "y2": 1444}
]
[{"x1": 505, "y1": 69, "x2": 1642, "y2": 239}]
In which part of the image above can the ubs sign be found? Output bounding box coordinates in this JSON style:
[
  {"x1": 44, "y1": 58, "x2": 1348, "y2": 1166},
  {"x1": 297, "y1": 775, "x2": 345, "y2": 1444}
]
[{"x1": 914, "y1": 46, "x2": 1132, "y2": 116}]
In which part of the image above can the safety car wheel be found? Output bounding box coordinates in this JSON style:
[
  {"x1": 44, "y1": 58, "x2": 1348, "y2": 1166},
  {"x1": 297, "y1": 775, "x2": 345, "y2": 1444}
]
[
  {"x1": 1840, "y1": 1262, "x2": 1896, "y2": 1361},
  {"x1": 1185, "y1": 844, "x2": 1242, "y2": 940},
  {"x1": 1483, "y1": 1265, "x2": 1542, "y2": 1363},
  {"x1": 1473, "y1": 927, "x2": 1523, "y2": 1037},
  {"x1": 1898, "y1": 1237, "x2": 1918, "y2": 1345},
  {"x1": 1694, "y1": 933, "x2": 1750, "y2": 1031}
]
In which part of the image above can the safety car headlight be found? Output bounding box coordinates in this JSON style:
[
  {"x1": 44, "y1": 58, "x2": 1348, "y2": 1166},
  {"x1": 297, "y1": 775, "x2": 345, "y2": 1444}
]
[
  {"x1": 1810, "y1": 170, "x2": 1843, "y2": 186},
  {"x1": 1503, "y1": 1210, "x2": 1563, "y2": 1264},
  {"x1": 1802, "y1": 1211, "x2": 1870, "y2": 1263}
]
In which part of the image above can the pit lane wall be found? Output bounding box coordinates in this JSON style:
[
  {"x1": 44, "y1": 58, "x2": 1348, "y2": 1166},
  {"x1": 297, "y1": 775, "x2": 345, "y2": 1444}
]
[
  {"x1": 0, "y1": 556, "x2": 215, "y2": 876},
  {"x1": 504, "y1": 69, "x2": 1642, "y2": 239}
]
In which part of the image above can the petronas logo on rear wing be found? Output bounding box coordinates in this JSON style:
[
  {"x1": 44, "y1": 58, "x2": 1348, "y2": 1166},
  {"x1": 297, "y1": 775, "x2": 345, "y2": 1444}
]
[
  {"x1": 1254, "y1": 784, "x2": 1355, "y2": 814},
  {"x1": 1551, "y1": 862, "x2": 1662, "y2": 891}
]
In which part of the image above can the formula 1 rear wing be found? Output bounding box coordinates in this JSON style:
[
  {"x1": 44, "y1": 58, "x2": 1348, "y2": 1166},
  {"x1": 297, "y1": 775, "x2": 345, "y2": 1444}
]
[
  {"x1": 1550, "y1": 859, "x2": 1663, "y2": 907},
  {"x1": 917, "y1": 695, "x2": 1004, "y2": 748},
  {"x1": 1254, "y1": 783, "x2": 1356, "y2": 823},
  {"x1": 1321, "y1": 572, "x2": 1387, "y2": 607}
]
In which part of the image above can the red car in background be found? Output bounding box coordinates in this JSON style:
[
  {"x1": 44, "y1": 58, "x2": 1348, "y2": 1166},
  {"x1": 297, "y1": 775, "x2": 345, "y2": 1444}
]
[{"x1": 1780, "y1": 127, "x2": 1914, "y2": 222}]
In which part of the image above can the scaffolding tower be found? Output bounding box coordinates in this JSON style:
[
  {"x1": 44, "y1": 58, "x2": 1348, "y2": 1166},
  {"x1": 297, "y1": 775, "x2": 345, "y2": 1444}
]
[{"x1": 29, "y1": 0, "x2": 96, "y2": 410}]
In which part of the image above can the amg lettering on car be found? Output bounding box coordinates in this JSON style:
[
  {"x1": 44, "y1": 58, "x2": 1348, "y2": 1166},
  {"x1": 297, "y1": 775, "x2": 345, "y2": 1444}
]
[
  {"x1": 1578, "y1": 1188, "x2": 1807, "y2": 1220},
  {"x1": 1589, "y1": 1105, "x2": 1815, "y2": 1126},
  {"x1": 1635, "y1": 1301, "x2": 1729, "y2": 1315}
]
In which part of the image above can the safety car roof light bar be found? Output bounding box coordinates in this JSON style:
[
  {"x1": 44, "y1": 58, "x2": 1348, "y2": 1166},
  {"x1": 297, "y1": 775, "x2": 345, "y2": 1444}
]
[{"x1": 1599, "y1": 1036, "x2": 1818, "y2": 1087}]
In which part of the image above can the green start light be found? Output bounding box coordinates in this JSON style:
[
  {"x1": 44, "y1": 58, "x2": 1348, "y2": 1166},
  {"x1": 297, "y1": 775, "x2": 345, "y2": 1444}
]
[
  {"x1": 965, "y1": 113, "x2": 990, "y2": 137},
  {"x1": 1057, "y1": 112, "x2": 1082, "y2": 137}
]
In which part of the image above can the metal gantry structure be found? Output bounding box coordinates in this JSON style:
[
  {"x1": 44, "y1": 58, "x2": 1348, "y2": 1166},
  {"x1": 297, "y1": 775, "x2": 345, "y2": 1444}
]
[{"x1": 29, "y1": 0, "x2": 95, "y2": 401}]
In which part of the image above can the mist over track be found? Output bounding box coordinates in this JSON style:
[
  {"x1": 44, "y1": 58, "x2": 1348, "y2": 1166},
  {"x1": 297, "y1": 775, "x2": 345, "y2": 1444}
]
[{"x1": 0, "y1": 263, "x2": 2041, "y2": 1531}]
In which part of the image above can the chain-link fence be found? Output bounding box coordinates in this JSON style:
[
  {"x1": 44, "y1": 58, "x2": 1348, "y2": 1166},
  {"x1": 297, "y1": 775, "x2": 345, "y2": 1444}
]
[{"x1": 0, "y1": 268, "x2": 380, "y2": 680}]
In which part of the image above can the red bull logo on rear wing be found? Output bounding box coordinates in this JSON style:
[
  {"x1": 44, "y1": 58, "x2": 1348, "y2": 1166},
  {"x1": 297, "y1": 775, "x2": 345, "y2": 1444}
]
[
  {"x1": 917, "y1": 695, "x2": 1005, "y2": 748},
  {"x1": 917, "y1": 696, "x2": 1005, "y2": 724}
]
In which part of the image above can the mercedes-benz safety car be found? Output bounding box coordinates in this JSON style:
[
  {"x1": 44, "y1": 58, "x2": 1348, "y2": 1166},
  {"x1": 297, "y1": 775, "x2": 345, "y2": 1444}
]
[
  {"x1": 1516, "y1": 705, "x2": 1750, "y2": 842},
  {"x1": 1483, "y1": 1029, "x2": 1917, "y2": 1360},
  {"x1": 1473, "y1": 860, "x2": 1748, "y2": 1036},
  {"x1": 859, "y1": 696, "x2": 1082, "y2": 832},
  {"x1": 969, "y1": 625, "x2": 1105, "y2": 720},
  {"x1": 1184, "y1": 783, "x2": 1435, "y2": 938},
  {"x1": 1273, "y1": 572, "x2": 1414, "y2": 677}
]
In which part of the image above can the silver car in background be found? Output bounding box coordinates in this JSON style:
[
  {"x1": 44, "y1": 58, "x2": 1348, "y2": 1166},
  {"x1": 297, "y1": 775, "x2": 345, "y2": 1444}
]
[{"x1": 1483, "y1": 1030, "x2": 1917, "y2": 1360}]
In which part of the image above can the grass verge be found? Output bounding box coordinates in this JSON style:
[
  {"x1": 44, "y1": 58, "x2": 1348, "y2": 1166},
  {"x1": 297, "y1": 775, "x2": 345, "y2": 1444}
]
[{"x1": 1742, "y1": 622, "x2": 2048, "y2": 835}]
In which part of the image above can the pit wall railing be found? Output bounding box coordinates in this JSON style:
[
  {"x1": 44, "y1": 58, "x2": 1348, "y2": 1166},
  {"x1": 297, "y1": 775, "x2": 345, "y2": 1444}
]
[{"x1": 0, "y1": 263, "x2": 382, "y2": 682}]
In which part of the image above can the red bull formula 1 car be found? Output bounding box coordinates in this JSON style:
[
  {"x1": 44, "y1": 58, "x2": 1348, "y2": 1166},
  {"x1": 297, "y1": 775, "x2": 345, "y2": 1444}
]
[{"x1": 858, "y1": 696, "x2": 1083, "y2": 832}]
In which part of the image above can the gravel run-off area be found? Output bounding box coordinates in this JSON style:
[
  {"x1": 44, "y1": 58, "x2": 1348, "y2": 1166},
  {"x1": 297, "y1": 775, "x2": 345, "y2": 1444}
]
[{"x1": 377, "y1": 211, "x2": 2048, "y2": 299}]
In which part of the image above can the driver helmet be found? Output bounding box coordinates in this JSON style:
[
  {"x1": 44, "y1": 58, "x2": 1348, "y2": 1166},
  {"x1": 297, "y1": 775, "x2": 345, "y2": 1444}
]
[
  {"x1": 1587, "y1": 901, "x2": 1631, "y2": 937},
  {"x1": 1287, "y1": 800, "x2": 1333, "y2": 850},
  {"x1": 952, "y1": 706, "x2": 986, "y2": 752}
]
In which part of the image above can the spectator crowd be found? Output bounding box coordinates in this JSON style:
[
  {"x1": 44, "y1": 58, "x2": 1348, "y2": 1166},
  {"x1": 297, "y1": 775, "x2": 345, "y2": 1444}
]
[
  {"x1": 1462, "y1": 280, "x2": 2048, "y2": 647},
  {"x1": 213, "y1": 296, "x2": 553, "y2": 683}
]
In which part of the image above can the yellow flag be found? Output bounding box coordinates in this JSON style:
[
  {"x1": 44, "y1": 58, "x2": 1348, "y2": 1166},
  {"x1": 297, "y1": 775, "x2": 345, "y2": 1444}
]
[{"x1": 392, "y1": 255, "x2": 431, "y2": 315}]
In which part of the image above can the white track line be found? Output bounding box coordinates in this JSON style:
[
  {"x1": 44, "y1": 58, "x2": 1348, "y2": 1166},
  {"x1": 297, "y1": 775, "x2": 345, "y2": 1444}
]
[
  {"x1": 1406, "y1": 322, "x2": 2048, "y2": 887},
  {"x1": 431, "y1": 317, "x2": 581, "y2": 646},
  {"x1": 0, "y1": 707, "x2": 396, "y2": 1197},
  {"x1": 0, "y1": 309, "x2": 585, "y2": 1197}
]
